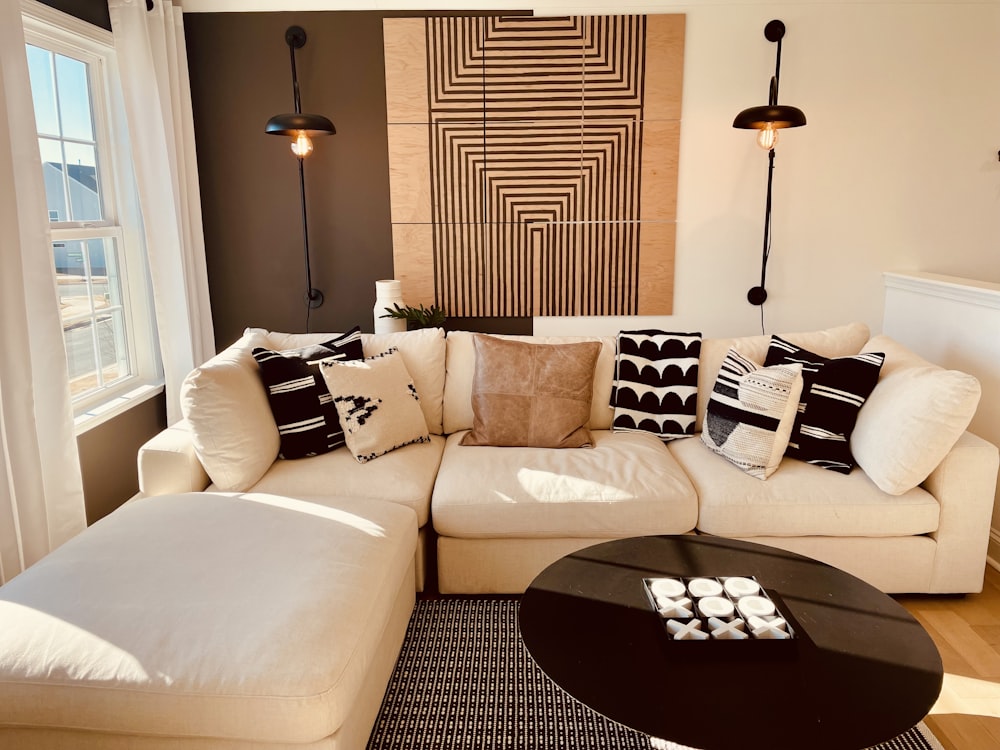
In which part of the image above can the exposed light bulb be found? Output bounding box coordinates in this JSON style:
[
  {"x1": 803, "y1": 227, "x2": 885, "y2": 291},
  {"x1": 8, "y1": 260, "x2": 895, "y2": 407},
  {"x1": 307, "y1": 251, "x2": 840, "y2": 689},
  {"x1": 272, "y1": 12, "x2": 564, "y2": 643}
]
[
  {"x1": 290, "y1": 131, "x2": 313, "y2": 158},
  {"x1": 756, "y1": 124, "x2": 778, "y2": 151}
]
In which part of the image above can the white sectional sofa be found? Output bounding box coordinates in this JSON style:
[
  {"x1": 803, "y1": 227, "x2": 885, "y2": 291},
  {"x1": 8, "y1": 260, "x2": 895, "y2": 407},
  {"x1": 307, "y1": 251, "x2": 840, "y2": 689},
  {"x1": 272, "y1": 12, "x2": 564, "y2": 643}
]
[
  {"x1": 2, "y1": 320, "x2": 996, "y2": 749},
  {"x1": 137, "y1": 321, "x2": 999, "y2": 596}
]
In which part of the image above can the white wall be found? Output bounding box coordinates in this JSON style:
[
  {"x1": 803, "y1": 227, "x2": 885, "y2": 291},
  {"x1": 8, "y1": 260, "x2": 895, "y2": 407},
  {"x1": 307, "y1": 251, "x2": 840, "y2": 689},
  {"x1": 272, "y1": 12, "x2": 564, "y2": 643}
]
[
  {"x1": 186, "y1": 0, "x2": 1000, "y2": 340},
  {"x1": 535, "y1": 1, "x2": 1000, "y2": 338},
  {"x1": 881, "y1": 271, "x2": 1000, "y2": 568}
]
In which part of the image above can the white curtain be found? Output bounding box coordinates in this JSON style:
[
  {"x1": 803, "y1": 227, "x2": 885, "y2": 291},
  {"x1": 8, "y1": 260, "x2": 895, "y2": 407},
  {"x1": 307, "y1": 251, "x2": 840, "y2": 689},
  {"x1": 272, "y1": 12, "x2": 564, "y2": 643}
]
[
  {"x1": 108, "y1": 0, "x2": 215, "y2": 425},
  {"x1": 0, "y1": 5, "x2": 87, "y2": 584}
]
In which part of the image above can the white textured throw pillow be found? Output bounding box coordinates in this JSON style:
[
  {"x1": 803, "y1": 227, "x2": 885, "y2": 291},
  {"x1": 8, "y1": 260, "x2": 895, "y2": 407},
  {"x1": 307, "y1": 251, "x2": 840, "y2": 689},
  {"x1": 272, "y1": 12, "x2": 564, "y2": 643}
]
[
  {"x1": 179, "y1": 329, "x2": 279, "y2": 492},
  {"x1": 320, "y1": 348, "x2": 431, "y2": 463},
  {"x1": 850, "y1": 335, "x2": 981, "y2": 495},
  {"x1": 701, "y1": 348, "x2": 803, "y2": 479}
]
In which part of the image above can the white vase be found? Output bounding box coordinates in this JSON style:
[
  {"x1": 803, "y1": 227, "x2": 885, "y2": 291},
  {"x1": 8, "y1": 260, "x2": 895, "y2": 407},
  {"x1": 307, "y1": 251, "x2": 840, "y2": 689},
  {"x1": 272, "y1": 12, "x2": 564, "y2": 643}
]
[{"x1": 373, "y1": 279, "x2": 407, "y2": 334}]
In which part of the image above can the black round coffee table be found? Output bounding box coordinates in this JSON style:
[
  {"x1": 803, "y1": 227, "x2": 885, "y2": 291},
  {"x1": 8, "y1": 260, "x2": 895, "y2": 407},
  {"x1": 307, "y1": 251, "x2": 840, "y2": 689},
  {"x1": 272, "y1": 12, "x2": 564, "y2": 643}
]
[{"x1": 518, "y1": 535, "x2": 942, "y2": 750}]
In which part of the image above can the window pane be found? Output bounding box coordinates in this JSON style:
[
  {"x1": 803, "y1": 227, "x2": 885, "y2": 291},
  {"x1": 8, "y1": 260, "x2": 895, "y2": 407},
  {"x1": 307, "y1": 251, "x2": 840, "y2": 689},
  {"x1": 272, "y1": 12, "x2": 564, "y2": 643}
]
[
  {"x1": 97, "y1": 309, "x2": 129, "y2": 384},
  {"x1": 86, "y1": 237, "x2": 110, "y2": 282},
  {"x1": 64, "y1": 317, "x2": 98, "y2": 396},
  {"x1": 39, "y1": 137, "x2": 68, "y2": 222},
  {"x1": 28, "y1": 45, "x2": 102, "y2": 223},
  {"x1": 26, "y1": 45, "x2": 59, "y2": 137},
  {"x1": 53, "y1": 239, "x2": 85, "y2": 279},
  {"x1": 55, "y1": 53, "x2": 93, "y2": 141},
  {"x1": 56, "y1": 237, "x2": 131, "y2": 397},
  {"x1": 63, "y1": 142, "x2": 101, "y2": 221}
]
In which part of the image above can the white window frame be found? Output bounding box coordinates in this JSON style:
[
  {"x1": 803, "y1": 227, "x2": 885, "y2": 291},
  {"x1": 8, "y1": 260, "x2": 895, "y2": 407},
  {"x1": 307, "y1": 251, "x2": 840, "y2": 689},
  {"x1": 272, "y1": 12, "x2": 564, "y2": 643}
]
[{"x1": 22, "y1": 0, "x2": 162, "y2": 433}]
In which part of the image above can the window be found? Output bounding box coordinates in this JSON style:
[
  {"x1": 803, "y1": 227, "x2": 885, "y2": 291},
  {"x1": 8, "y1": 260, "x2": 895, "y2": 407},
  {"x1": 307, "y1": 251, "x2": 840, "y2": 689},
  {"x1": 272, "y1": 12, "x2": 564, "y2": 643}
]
[{"x1": 22, "y1": 2, "x2": 160, "y2": 429}]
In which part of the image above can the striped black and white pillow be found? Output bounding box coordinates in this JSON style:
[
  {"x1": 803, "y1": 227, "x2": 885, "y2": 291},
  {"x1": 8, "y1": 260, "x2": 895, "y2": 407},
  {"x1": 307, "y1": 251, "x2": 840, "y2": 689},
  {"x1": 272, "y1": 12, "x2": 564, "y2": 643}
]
[
  {"x1": 252, "y1": 327, "x2": 363, "y2": 459},
  {"x1": 610, "y1": 330, "x2": 701, "y2": 440},
  {"x1": 764, "y1": 335, "x2": 885, "y2": 473},
  {"x1": 702, "y1": 349, "x2": 803, "y2": 479}
]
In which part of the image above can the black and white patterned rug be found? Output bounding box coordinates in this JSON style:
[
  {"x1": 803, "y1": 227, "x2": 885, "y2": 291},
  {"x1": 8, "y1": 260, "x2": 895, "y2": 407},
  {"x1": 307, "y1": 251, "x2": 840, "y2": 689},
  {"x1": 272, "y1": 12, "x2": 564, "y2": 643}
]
[{"x1": 367, "y1": 599, "x2": 945, "y2": 750}]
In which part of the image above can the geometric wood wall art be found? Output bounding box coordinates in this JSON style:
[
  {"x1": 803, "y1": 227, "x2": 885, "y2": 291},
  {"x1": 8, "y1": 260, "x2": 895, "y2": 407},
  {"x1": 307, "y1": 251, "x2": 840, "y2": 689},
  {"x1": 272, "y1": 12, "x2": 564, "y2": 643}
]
[{"x1": 384, "y1": 15, "x2": 684, "y2": 316}]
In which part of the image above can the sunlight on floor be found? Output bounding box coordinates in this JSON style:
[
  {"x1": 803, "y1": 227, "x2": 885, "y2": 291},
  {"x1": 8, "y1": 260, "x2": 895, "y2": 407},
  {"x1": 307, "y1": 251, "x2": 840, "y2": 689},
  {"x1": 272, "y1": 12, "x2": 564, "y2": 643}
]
[{"x1": 930, "y1": 672, "x2": 1000, "y2": 719}]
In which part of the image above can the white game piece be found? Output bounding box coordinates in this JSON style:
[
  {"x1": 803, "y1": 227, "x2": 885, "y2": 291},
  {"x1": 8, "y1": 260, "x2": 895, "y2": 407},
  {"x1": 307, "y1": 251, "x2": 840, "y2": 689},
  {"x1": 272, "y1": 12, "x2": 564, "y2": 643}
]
[
  {"x1": 657, "y1": 597, "x2": 693, "y2": 618},
  {"x1": 649, "y1": 578, "x2": 687, "y2": 598},
  {"x1": 723, "y1": 577, "x2": 760, "y2": 598},
  {"x1": 708, "y1": 617, "x2": 748, "y2": 640},
  {"x1": 738, "y1": 594, "x2": 776, "y2": 619},
  {"x1": 666, "y1": 619, "x2": 709, "y2": 640},
  {"x1": 687, "y1": 578, "x2": 723, "y2": 598},
  {"x1": 750, "y1": 616, "x2": 790, "y2": 639},
  {"x1": 697, "y1": 596, "x2": 735, "y2": 618}
]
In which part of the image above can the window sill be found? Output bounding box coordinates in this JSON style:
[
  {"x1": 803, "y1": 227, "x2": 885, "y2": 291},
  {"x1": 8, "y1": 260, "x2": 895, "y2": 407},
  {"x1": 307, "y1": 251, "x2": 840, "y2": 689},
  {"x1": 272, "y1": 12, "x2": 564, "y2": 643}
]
[{"x1": 73, "y1": 381, "x2": 164, "y2": 436}]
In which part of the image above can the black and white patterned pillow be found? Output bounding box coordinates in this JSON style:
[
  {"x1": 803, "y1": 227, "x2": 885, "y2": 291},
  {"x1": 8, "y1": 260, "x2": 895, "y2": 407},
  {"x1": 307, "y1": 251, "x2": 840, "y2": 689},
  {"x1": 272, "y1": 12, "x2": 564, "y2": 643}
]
[
  {"x1": 252, "y1": 327, "x2": 363, "y2": 460},
  {"x1": 764, "y1": 335, "x2": 885, "y2": 473},
  {"x1": 319, "y1": 347, "x2": 430, "y2": 464},
  {"x1": 610, "y1": 330, "x2": 702, "y2": 440},
  {"x1": 701, "y1": 348, "x2": 803, "y2": 479}
]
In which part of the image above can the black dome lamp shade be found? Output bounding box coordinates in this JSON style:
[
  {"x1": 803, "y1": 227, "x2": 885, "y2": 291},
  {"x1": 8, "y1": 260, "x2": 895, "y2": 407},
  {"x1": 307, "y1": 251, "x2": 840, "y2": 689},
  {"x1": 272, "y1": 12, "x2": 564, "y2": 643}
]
[
  {"x1": 266, "y1": 26, "x2": 335, "y2": 157},
  {"x1": 265, "y1": 25, "x2": 335, "y2": 327},
  {"x1": 264, "y1": 112, "x2": 336, "y2": 138},
  {"x1": 733, "y1": 19, "x2": 807, "y2": 308}
]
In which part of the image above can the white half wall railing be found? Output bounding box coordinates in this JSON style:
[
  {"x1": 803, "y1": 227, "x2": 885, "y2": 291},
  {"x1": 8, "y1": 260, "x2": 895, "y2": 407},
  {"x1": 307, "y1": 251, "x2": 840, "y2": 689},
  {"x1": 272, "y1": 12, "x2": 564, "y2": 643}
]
[{"x1": 881, "y1": 271, "x2": 1000, "y2": 572}]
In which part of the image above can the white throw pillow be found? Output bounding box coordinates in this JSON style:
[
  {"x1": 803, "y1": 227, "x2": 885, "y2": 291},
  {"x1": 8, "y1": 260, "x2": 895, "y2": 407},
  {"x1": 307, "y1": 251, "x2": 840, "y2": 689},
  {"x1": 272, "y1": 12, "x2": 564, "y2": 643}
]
[
  {"x1": 851, "y1": 335, "x2": 981, "y2": 495},
  {"x1": 701, "y1": 348, "x2": 803, "y2": 480},
  {"x1": 320, "y1": 348, "x2": 431, "y2": 463},
  {"x1": 180, "y1": 329, "x2": 279, "y2": 492}
]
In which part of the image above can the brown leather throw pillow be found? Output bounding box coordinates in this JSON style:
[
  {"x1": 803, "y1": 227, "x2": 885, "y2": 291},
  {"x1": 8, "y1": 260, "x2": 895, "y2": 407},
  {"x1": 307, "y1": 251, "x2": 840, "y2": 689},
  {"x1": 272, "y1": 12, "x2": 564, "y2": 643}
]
[{"x1": 460, "y1": 334, "x2": 602, "y2": 448}]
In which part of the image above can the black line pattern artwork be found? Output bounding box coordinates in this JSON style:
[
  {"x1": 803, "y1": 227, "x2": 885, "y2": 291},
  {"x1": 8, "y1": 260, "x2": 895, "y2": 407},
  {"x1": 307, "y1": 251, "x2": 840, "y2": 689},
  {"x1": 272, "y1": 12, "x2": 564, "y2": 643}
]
[{"x1": 385, "y1": 15, "x2": 683, "y2": 317}]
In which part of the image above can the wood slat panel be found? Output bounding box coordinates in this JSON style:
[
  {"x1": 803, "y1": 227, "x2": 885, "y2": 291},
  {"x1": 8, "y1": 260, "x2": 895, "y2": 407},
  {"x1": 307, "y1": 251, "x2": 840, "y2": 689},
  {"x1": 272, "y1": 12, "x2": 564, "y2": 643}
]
[
  {"x1": 383, "y1": 18, "x2": 429, "y2": 124},
  {"x1": 384, "y1": 14, "x2": 683, "y2": 318}
]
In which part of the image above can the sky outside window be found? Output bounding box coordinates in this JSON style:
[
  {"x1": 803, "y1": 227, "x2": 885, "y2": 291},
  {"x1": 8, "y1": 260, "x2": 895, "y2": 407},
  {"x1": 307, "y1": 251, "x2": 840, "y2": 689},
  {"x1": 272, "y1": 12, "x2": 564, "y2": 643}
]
[{"x1": 26, "y1": 44, "x2": 101, "y2": 222}]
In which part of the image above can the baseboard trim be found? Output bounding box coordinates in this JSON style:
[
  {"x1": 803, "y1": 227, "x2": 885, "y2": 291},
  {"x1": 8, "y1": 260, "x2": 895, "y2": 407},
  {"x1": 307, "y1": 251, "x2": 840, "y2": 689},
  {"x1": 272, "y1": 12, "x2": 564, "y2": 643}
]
[{"x1": 987, "y1": 528, "x2": 1000, "y2": 572}]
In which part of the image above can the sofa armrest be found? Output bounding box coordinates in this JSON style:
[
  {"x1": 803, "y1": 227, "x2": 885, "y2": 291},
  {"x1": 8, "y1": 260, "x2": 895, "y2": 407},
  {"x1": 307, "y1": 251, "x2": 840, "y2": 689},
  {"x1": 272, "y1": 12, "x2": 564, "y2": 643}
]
[
  {"x1": 137, "y1": 419, "x2": 211, "y2": 497},
  {"x1": 923, "y1": 430, "x2": 1000, "y2": 593}
]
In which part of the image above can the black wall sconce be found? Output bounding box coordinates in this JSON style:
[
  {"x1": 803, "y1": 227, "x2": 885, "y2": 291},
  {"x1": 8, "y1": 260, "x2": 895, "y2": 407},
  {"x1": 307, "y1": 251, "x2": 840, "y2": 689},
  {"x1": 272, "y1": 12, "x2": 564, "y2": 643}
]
[
  {"x1": 265, "y1": 25, "x2": 335, "y2": 327},
  {"x1": 733, "y1": 20, "x2": 807, "y2": 306}
]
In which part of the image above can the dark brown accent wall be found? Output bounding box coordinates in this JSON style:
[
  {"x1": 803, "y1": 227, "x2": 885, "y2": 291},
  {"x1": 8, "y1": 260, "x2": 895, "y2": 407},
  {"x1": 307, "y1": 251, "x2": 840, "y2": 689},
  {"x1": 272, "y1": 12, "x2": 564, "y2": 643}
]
[
  {"x1": 77, "y1": 393, "x2": 167, "y2": 523},
  {"x1": 184, "y1": 11, "x2": 532, "y2": 349},
  {"x1": 38, "y1": 0, "x2": 111, "y2": 31}
]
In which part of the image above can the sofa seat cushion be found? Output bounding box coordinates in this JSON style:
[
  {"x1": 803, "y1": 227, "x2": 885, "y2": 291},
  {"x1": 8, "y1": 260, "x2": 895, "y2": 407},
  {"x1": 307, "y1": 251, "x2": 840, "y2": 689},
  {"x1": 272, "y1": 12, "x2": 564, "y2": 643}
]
[
  {"x1": 670, "y1": 437, "x2": 940, "y2": 538},
  {"x1": 243, "y1": 436, "x2": 445, "y2": 526},
  {"x1": 432, "y1": 429, "x2": 698, "y2": 538},
  {"x1": 0, "y1": 492, "x2": 418, "y2": 745}
]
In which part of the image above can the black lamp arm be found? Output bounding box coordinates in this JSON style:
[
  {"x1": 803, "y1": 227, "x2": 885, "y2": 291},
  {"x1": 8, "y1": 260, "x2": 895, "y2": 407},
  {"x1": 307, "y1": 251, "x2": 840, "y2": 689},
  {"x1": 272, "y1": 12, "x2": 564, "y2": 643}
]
[
  {"x1": 289, "y1": 44, "x2": 302, "y2": 115},
  {"x1": 285, "y1": 26, "x2": 307, "y2": 116},
  {"x1": 772, "y1": 39, "x2": 782, "y2": 103}
]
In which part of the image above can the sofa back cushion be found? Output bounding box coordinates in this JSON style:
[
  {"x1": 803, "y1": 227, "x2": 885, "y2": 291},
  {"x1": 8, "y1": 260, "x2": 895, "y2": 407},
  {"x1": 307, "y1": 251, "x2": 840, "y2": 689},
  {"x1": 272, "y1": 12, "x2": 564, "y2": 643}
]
[
  {"x1": 259, "y1": 327, "x2": 446, "y2": 435},
  {"x1": 443, "y1": 331, "x2": 616, "y2": 434},
  {"x1": 695, "y1": 322, "x2": 870, "y2": 433},
  {"x1": 851, "y1": 335, "x2": 982, "y2": 495},
  {"x1": 180, "y1": 328, "x2": 278, "y2": 492}
]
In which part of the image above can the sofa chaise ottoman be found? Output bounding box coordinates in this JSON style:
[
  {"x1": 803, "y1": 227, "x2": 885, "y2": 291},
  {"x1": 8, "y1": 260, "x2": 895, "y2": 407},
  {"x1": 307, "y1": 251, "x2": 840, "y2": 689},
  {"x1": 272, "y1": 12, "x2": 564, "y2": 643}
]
[{"x1": 0, "y1": 492, "x2": 417, "y2": 749}]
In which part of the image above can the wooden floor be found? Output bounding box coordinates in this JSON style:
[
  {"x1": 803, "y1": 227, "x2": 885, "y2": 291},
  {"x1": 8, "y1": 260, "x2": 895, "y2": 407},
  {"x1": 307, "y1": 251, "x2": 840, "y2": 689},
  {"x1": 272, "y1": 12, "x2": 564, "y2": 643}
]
[{"x1": 896, "y1": 564, "x2": 1000, "y2": 749}]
